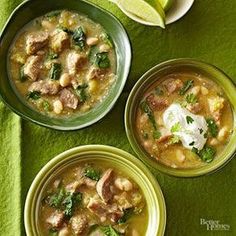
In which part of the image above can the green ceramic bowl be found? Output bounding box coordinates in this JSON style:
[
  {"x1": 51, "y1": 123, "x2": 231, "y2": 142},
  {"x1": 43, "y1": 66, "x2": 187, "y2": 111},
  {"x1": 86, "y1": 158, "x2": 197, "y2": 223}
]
[
  {"x1": 125, "y1": 59, "x2": 236, "y2": 177},
  {"x1": 24, "y1": 145, "x2": 166, "y2": 236},
  {"x1": 0, "y1": 0, "x2": 131, "y2": 130}
]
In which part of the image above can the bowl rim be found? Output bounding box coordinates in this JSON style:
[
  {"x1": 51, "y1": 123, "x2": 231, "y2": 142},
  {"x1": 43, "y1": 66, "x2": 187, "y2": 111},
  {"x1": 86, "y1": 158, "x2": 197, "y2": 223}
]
[
  {"x1": 24, "y1": 145, "x2": 166, "y2": 236},
  {"x1": 0, "y1": 0, "x2": 132, "y2": 131},
  {"x1": 125, "y1": 58, "x2": 236, "y2": 177}
]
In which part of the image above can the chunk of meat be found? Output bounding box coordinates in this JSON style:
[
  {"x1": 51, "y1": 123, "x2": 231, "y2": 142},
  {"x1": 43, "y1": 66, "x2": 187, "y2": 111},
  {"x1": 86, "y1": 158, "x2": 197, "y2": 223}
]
[
  {"x1": 28, "y1": 80, "x2": 60, "y2": 95},
  {"x1": 65, "y1": 181, "x2": 82, "y2": 193},
  {"x1": 86, "y1": 66, "x2": 106, "y2": 80},
  {"x1": 164, "y1": 79, "x2": 183, "y2": 94},
  {"x1": 146, "y1": 94, "x2": 168, "y2": 111},
  {"x1": 114, "y1": 192, "x2": 133, "y2": 210},
  {"x1": 46, "y1": 211, "x2": 64, "y2": 228},
  {"x1": 23, "y1": 55, "x2": 43, "y2": 81},
  {"x1": 70, "y1": 215, "x2": 88, "y2": 235},
  {"x1": 60, "y1": 88, "x2": 79, "y2": 109},
  {"x1": 157, "y1": 127, "x2": 172, "y2": 143},
  {"x1": 26, "y1": 31, "x2": 49, "y2": 55},
  {"x1": 87, "y1": 197, "x2": 123, "y2": 223},
  {"x1": 51, "y1": 30, "x2": 70, "y2": 53},
  {"x1": 186, "y1": 103, "x2": 202, "y2": 114},
  {"x1": 83, "y1": 177, "x2": 97, "y2": 188},
  {"x1": 67, "y1": 51, "x2": 87, "y2": 75},
  {"x1": 96, "y1": 168, "x2": 113, "y2": 203},
  {"x1": 114, "y1": 178, "x2": 133, "y2": 191}
]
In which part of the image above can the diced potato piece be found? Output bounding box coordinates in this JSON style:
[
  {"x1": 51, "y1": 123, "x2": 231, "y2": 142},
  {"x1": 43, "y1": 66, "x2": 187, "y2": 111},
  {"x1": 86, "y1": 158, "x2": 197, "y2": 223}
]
[
  {"x1": 88, "y1": 80, "x2": 98, "y2": 94},
  {"x1": 201, "y1": 86, "x2": 209, "y2": 95},
  {"x1": 209, "y1": 138, "x2": 219, "y2": 146}
]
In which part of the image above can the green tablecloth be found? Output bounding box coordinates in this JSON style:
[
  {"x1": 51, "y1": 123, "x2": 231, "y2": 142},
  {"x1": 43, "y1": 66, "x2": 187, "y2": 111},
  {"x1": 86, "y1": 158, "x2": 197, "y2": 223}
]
[{"x1": 0, "y1": 0, "x2": 236, "y2": 235}]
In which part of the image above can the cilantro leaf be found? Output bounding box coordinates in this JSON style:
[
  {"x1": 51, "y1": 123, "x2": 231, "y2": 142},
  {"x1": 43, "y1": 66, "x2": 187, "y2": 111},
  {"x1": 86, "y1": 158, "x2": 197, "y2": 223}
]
[
  {"x1": 179, "y1": 80, "x2": 194, "y2": 95},
  {"x1": 186, "y1": 93, "x2": 198, "y2": 104},
  {"x1": 171, "y1": 122, "x2": 181, "y2": 132},
  {"x1": 192, "y1": 145, "x2": 216, "y2": 163},
  {"x1": 186, "y1": 116, "x2": 194, "y2": 124},
  {"x1": 206, "y1": 118, "x2": 218, "y2": 137},
  {"x1": 168, "y1": 135, "x2": 180, "y2": 144},
  {"x1": 27, "y1": 91, "x2": 41, "y2": 100}
]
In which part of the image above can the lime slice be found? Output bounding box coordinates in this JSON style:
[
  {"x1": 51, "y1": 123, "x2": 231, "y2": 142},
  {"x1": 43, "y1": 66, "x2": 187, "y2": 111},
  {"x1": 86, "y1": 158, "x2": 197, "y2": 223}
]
[
  {"x1": 111, "y1": 0, "x2": 165, "y2": 28},
  {"x1": 158, "y1": 0, "x2": 174, "y2": 11}
]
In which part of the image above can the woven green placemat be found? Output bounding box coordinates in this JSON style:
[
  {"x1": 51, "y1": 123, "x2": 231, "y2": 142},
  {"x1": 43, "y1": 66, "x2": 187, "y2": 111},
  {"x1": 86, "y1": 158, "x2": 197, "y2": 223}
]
[{"x1": 0, "y1": 0, "x2": 236, "y2": 235}]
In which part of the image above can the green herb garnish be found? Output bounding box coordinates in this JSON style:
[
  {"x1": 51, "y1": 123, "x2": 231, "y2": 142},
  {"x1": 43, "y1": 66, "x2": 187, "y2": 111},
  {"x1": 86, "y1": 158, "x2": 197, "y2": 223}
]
[
  {"x1": 179, "y1": 80, "x2": 194, "y2": 95},
  {"x1": 20, "y1": 66, "x2": 27, "y2": 82},
  {"x1": 206, "y1": 118, "x2": 218, "y2": 137},
  {"x1": 101, "y1": 225, "x2": 120, "y2": 236},
  {"x1": 75, "y1": 84, "x2": 88, "y2": 103},
  {"x1": 27, "y1": 91, "x2": 41, "y2": 100},
  {"x1": 192, "y1": 145, "x2": 216, "y2": 163},
  {"x1": 186, "y1": 116, "x2": 194, "y2": 124},
  {"x1": 169, "y1": 135, "x2": 180, "y2": 144},
  {"x1": 48, "y1": 188, "x2": 65, "y2": 208},
  {"x1": 42, "y1": 100, "x2": 51, "y2": 112},
  {"x1": 50, "y1": 63, "x2": 62, "y2": 80},
  {"x1": 189, "y1": 141, "x2": 195, "y2": 146},
  {"x1": 63, "y1": 192, "x2": 82, "y2": 218},
  {"x1": 94, "y1": 52, "x2": 110, "y2": 68},
  {"x1": 84, "y1": 167, "x2": 101, "y2": 181},
  {"x1": 72, "y1": 27, "x2": 86, "y2": 49},
  {"x1": 171, "y1": 122, "x2": 181, "y2": 132},
  {"x1": 88, "y1": 46, "x2": 99, "y2": 63},
  {"x1": 199, "y1": 128, "x2": 203, "y2": 134},
  {"x1": 186, "y1": 93, "x2": 198, "y2": 104}
]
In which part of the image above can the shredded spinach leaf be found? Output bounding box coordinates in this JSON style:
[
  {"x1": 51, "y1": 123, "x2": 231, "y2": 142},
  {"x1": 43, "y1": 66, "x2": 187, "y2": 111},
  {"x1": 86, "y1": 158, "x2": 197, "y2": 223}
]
[
  {"x1": 94, "y1": 52, "x2": 110, "y2": 68},
  {"x1": 27, "y1": 91, "x2": 41, "y2": 100},
  {"x1": 118, "y1": 208, "x2": 134, "y2": 224},
  {"x1": 20, "y1": 66, "x2": 27, "y2": 82},
  {"x1": 179, "y1": 80, "x2": 194, "y2": 95},
  {"x1": 50, "y1": 63, "x2": 62, "y2": 80},
  {"x1": 88, "y1": 46, "x2": 99, "y2": 63},
  {"x1": 72, "y1": 27, "x2": 86, "y2": 49},
  {"x1": 206, "y1": 118, "x2": 218, "y2": 137},
  {"x1": 75, "y1": 84, "x2": 88, "y2": 103},
  {"x1": 48, "y1": 188, "x2": 65, "y2": 208},
  {"x1": 84, "y1": 167, "x2": 101, "y2": 181}
]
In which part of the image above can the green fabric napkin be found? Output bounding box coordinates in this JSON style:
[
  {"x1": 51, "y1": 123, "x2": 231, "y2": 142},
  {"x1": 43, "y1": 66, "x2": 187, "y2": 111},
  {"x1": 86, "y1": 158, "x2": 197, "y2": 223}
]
[{"x1": 0, "y1": 0, "x2": 236, "y2": 236}]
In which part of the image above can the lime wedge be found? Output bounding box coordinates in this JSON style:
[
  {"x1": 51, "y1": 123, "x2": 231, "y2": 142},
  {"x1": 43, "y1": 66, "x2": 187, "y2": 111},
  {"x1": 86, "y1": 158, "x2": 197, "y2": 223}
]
[
  {"x1": 158, "y1": 0, "x2": 173, "y2": 11},
  {"x1": 111, "y1": 0, "x2": 165, "y2": 28}
]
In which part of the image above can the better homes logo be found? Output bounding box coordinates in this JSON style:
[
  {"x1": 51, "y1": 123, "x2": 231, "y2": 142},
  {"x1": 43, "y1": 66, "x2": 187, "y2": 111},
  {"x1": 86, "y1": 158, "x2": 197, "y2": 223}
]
[{"x1": 200, "y1": 218, "x2": 230, "y2": 231}]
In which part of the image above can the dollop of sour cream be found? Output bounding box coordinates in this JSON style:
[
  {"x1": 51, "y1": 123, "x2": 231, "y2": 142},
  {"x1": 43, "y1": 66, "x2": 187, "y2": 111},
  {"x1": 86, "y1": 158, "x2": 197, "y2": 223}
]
[{"x1": 163, "y1": 103, "x2": 208, "y2": 150}]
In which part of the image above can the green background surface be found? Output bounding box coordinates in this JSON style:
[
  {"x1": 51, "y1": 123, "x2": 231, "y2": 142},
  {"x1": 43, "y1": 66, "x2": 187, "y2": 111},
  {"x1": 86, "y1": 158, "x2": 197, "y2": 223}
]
[{"x1": 0, "y1": 0, "x2": 236, "y2": 235}]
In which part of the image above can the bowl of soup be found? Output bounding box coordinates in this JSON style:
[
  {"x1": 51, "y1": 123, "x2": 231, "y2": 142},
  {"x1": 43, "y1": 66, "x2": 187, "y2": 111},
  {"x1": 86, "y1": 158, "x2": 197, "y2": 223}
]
[
  {"x1": 0, "y1": 0, "x2": 131, "y2": 130},
  {"x1": 125, "y1": 59, "x2": 236, "y2": 177},
  {"x1": 24, "y1": 145, "x2": 166, "y2": 236}
]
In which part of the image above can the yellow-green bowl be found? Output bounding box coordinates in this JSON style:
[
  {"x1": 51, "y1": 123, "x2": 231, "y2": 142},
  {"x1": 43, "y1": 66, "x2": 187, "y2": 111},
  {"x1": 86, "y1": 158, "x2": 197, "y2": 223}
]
[
  {"x1": 0, "y1": 0, "x2": 131, "y2": 130},
  {"x1": 24, "y1": 145, "x2": 166, "y2": 236},
  {"x1": 125, "y1": 58, "x2": 236, "y2": 177}
]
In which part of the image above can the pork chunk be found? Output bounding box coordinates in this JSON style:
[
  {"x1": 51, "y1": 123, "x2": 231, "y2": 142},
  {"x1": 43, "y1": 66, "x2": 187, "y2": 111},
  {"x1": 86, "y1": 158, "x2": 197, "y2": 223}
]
[
  {"x1": 164, "y1": 79, "x2": 183, "y2": 94},
  {"x1": 86, "y1": 66, "x2": 106, "y2": 80},
  {"x1": 51, "y1": 30, "x2": 70, "y2": 53},
  {"x1": 28, "y1": 80, "x2": 60, "y2": 95},
  {"x1": 26, "y1": 31, "x2": 49, "y2": 55},
  {"x1": 70, "y1": 215, "x2": 88, "y2": 235},
  {"x1": 96, "y1": 169, "x2": 113, "y2": 203},
  {"x1": 23, "y1": 55, "x2": 43, "y2": 81},
  {"x1": 60, "y1": 88, "x2": 79, "y2": 109},
  {"x1": 87, "y1": 198, "x2": 123, "y2": 223},
  {"x1": 146, "y1": 94, "x2": 168, "y2": 111},
  {"x1": 67, "y1": 51, "x2": 87, "y2": 75},
  {"x1": 46, "y1": 211, "x2": 64, "y2": 228},
  {"x1": 186, "y1": 103, "x2": 202, "y2": 114}
]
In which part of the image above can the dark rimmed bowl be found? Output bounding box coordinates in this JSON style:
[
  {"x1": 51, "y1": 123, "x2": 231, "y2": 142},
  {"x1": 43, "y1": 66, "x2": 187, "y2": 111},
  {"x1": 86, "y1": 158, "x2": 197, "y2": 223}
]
[
  {"x1": 0, "y1": 0, "x2": 131, "y2": 130},
  {"x1": 24, "y1": 145, "x2": 166, "y2": 235},
  {"x1": 125, "y1": 58, "x2": 236, "y2": 177}
]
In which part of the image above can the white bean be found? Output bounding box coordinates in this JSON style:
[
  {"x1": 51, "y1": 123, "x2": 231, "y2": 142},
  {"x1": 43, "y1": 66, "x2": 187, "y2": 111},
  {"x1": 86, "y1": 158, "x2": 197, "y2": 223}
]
[
  {"x1": 209, "y1": 138, "x2": 219, "y2": 146},
  {"x1": 99, "y1": 44, "x2": 110, "y2": 52},
  {"x1": 59, "y1": 73, "x2": 71, "y2": 87},
  {"x1": 86, "y1": 37, "x2": 99, "y2": 46},
  {"x1": 114, "y1": 178, "x2": 133, "y2": 191},
  {"x1": 53, "y1": 100, "x2": 63, "y2": 114}
]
